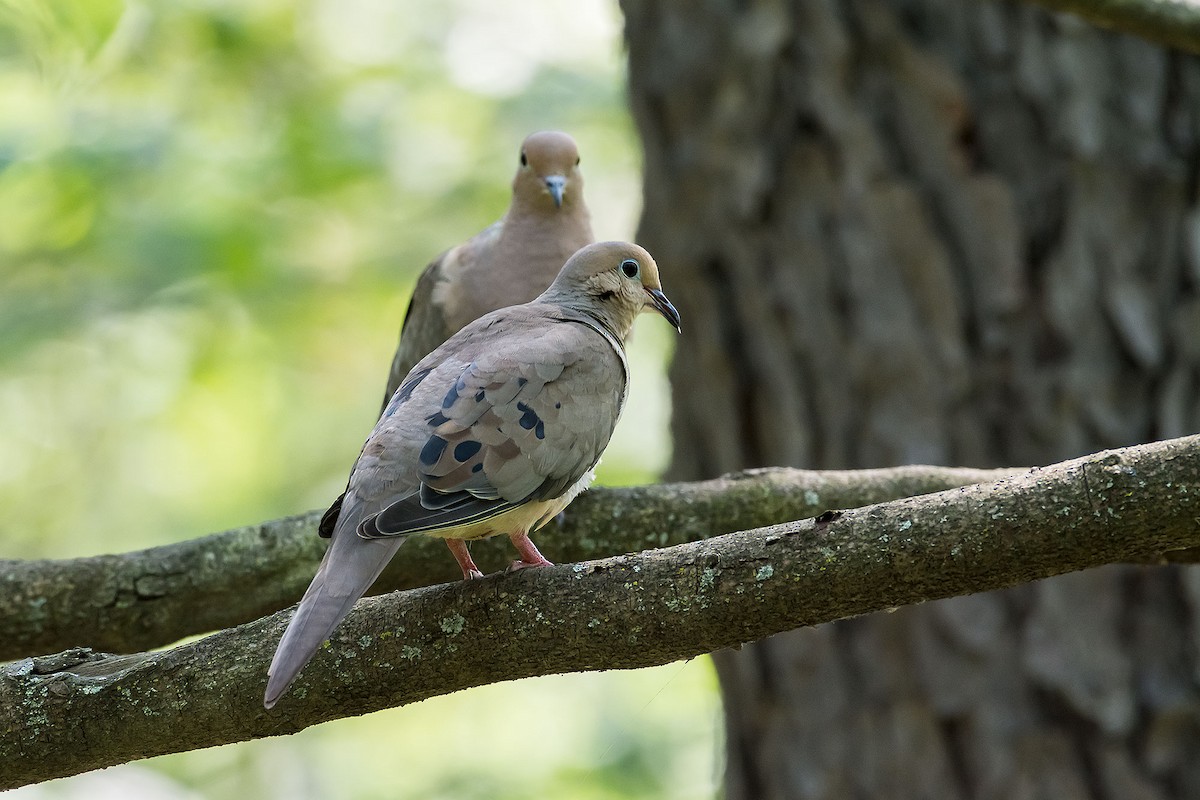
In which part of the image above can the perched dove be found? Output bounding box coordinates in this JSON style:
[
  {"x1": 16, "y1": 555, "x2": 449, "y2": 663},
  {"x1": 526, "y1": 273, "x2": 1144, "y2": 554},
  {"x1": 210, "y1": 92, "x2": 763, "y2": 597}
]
[
  {"x1": 265, "y1": 241, "x2": 681, "y2": 708},
  {"x1": 381, "y1": 130, "x2": 594, "y2": 412},
  {"x1": 314, "y1": 134, "x2": 592, "y2": 547}
]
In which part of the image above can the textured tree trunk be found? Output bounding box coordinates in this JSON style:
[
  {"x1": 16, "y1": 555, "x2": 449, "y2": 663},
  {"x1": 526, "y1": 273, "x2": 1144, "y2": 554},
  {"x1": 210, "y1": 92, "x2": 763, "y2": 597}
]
[{"x1": 623, "y1": 0, "x2": 1200, "y2": 797}]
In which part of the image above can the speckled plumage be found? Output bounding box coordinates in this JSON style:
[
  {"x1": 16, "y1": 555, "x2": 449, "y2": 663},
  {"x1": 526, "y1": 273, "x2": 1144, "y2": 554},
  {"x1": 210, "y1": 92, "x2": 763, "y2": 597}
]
[{"x1": 265, "y1": 241, "x2": 680, "y2": 708}]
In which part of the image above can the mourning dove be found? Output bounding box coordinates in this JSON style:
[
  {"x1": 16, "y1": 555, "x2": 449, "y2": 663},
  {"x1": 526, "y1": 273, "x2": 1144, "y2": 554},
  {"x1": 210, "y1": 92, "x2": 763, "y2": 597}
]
[
  {"x1": 381, "y1": 131, "x2": 594, "y2": 412},
  {"x1": 265, "y1": 241, "x2": 680, "y2": 708}
]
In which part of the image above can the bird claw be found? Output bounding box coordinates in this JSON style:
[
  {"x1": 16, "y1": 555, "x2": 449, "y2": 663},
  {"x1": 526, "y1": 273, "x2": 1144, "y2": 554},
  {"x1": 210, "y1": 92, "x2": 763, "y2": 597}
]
[
  {"x1": 508, "y1": 530, "x2": 553, "y2": 571},
  {"x1": 506, "y1": 557, "x2": 554, "y2": 574},
  {"x1": 446, "y1": 538, "x2": 484, "y2": 581}
]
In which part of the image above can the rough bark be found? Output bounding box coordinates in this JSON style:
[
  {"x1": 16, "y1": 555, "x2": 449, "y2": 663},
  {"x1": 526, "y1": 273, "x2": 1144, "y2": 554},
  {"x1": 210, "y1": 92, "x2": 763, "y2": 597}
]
[
  {"x1": 1, "y1": 464, "x2": 1015, "y2": 661},
  {"x1": 3, "y1": 436, "x2": 1198, "y2": 790},
  {"x1": 624, "y1": 0, "x2": 1200, "y2": 797}
]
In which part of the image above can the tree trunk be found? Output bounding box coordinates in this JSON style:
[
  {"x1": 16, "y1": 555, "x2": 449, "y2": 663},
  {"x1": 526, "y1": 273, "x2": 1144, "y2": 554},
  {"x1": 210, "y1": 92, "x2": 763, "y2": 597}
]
[{"x1": 623, "y1": 0, "x2": 1200, "y2": 797}]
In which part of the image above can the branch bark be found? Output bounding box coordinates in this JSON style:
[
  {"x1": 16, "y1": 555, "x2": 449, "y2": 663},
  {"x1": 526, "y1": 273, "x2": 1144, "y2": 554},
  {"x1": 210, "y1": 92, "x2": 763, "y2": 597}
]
[
  {"x1": 3, "y1": 435, "x2": 1199, "y2": 789},
  {"x1": 1025, "y1": 0, "x2": 1200, "y2": 55},
  {"x1": 1, "y1": 463, "x2": 1017, "y2": 660}
]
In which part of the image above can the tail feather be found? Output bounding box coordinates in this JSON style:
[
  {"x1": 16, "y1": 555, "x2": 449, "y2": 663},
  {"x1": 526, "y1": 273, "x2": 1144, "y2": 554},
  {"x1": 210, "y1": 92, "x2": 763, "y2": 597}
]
[{"x1": 264, "y1": 532, "x2": 407, "y2": 708}]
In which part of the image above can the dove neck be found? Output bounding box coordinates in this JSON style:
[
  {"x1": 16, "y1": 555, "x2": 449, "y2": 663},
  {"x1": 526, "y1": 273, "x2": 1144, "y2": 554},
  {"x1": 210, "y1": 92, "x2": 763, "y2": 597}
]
[
  {"x1": 542, "y1": 293, "x2": 634, "y2": 343},
  {"x1": 504, "y1": 196, "x2": 593, "y2": 238}
]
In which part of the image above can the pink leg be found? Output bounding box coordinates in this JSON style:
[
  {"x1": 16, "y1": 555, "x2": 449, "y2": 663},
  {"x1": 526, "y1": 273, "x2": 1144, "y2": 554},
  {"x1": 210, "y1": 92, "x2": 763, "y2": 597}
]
[
  {"x1": 507, "y1": 530, "x2": 554, "y2": 572},
  {"x1": 445, "y1": 538, "x2": 484, "y2": 580}
]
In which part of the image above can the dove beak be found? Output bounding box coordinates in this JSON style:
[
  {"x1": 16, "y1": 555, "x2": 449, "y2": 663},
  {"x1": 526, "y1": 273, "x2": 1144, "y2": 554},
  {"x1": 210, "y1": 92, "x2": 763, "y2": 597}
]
[
  {"x1": 544, "y1": 175, "x2": 565, "y2": 208},
  {"x1": 646, "y1": 288, "x2": 682, "y2": 333}
]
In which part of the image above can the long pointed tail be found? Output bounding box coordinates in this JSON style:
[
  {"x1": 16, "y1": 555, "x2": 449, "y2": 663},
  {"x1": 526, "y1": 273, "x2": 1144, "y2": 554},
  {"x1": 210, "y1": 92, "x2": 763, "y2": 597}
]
[{"x1": 264, "y1": 532, "x2": 406, "y2": 708}]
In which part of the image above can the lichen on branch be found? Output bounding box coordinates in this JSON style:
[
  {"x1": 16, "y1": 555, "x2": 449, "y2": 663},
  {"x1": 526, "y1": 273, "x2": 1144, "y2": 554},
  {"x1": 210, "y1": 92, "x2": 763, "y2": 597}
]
[
  {"x1": 0, "y1": 463, "x2": 1015, "y2": 660},
  {"x1": 2, "y1": 435, "x2": 1199, "y2": 790}
]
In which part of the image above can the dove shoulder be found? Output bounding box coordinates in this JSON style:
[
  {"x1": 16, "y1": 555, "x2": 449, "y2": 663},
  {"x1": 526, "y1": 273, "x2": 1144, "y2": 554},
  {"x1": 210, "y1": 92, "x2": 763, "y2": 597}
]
[
  {"x1": 352, "y1": 303, "x2": 629, "y2": 539},
  {"x1": 381, "y1": 222, "x2": 504, "y2": 406}
]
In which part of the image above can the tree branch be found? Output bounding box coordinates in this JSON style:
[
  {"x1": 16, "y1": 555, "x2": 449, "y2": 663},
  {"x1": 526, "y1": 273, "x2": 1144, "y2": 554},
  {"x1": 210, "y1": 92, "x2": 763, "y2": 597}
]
[
  {"x1": 1, "y1": 464, "x2": 1016, "y2": 660},
  {"x1": 3, "y1": 436, "x2": 1199, "y2": 789},
  {"x1": 1024, "y1": 0, "x2": 1200, "y2": 56}
]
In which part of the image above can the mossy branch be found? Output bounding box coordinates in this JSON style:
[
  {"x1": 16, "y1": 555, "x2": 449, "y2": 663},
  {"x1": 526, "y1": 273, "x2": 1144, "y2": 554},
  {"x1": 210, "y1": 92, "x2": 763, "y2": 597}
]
[
  {"x1": 3, "y1": 436, "x2": 1200, "y2": 789},
  {"x1": 1, "y1": 463, "x2": 1016, "y2": 660}
]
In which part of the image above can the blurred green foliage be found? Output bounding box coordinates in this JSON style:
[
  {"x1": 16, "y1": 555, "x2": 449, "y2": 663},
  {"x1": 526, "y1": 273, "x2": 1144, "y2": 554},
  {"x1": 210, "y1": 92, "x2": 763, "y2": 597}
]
[{"x1": 0, "y1": 0, "x2": 712, "y2": 797}]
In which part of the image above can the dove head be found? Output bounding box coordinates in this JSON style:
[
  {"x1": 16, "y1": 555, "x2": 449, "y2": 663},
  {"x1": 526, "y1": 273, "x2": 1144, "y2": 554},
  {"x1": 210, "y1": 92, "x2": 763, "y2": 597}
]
[
  {"x1": 512, "y1": 131, "x2": 584, "y2": 212},
  {"x1": 544, "y1": 241, "x2": 681, "y2": 341}
]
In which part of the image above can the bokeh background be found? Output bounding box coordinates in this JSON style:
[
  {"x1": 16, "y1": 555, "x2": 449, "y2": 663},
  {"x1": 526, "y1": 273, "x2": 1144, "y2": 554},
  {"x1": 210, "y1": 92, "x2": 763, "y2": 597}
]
[{"x1": 0, "y1": 0, "x2": 718, "y2": 796}]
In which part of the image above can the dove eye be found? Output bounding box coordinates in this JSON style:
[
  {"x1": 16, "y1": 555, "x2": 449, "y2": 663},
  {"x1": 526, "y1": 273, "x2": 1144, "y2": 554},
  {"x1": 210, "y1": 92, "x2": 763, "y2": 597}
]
[
  {"x1": 520, "y1": 151, "x2": 528, "y2": 167},
  {"x1": 575, "y1": 156, "x2": 581, "y2": 165},
  {"x1": 620, "y1": 259, "x2": 640, "y2": 279}
]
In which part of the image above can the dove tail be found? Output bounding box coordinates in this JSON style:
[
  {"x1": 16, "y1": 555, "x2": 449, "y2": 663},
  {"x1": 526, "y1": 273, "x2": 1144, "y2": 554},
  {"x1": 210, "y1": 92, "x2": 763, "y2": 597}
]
[{"x1": 264, "y1": 532, "x2": 407, "y2": 708}]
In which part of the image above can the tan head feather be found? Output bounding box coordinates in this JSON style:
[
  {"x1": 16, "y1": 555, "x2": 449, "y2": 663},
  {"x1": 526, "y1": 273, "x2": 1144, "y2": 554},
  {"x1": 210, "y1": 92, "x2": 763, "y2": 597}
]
[
  {"x1": 511, "y1": 131, "x2": 584, "y2": 212},
  {"x1": 541, "y1": 241, "x2": 681, "y2": 340}
]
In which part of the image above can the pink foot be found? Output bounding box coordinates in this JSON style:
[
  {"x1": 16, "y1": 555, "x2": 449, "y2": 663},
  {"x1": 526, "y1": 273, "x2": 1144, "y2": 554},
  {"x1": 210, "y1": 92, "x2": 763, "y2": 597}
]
[
  {"x1": 507, "y1": 530, "x2": 554, "y2": 571},
  {"x1": 446, "y1": 538, "x2": 484, "y2": 580}
]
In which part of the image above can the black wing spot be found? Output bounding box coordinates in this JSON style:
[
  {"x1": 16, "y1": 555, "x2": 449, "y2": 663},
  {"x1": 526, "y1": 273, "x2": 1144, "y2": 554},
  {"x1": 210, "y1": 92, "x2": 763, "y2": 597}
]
[
  {"x1": 427, "y1": 411, "x2": 450, "y2": 428},
  {"x1": 420, "y1": 435, "x2": 449, "y2": 467},
  {"x1": 454, "y1": 440, "x2": 482, "y2": 461},
  {"x1": 386, "y1": 367, "x2": 432, "y2": 415},
  {"x1": 535, "y1": 421, "x2": 545, "y2": 440},
  {"x1": 472, "y1": 463, "x2": 483, "y2": 473},
  {"x1": 442, "y1": 368, "x2": 473, "y2": 410},
  {"x1": 517, "y1": 402, "x2": 540, "y2": 430},
  {"x1": 396, "y1": 368, "x2": 431, "y2": 402}
]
